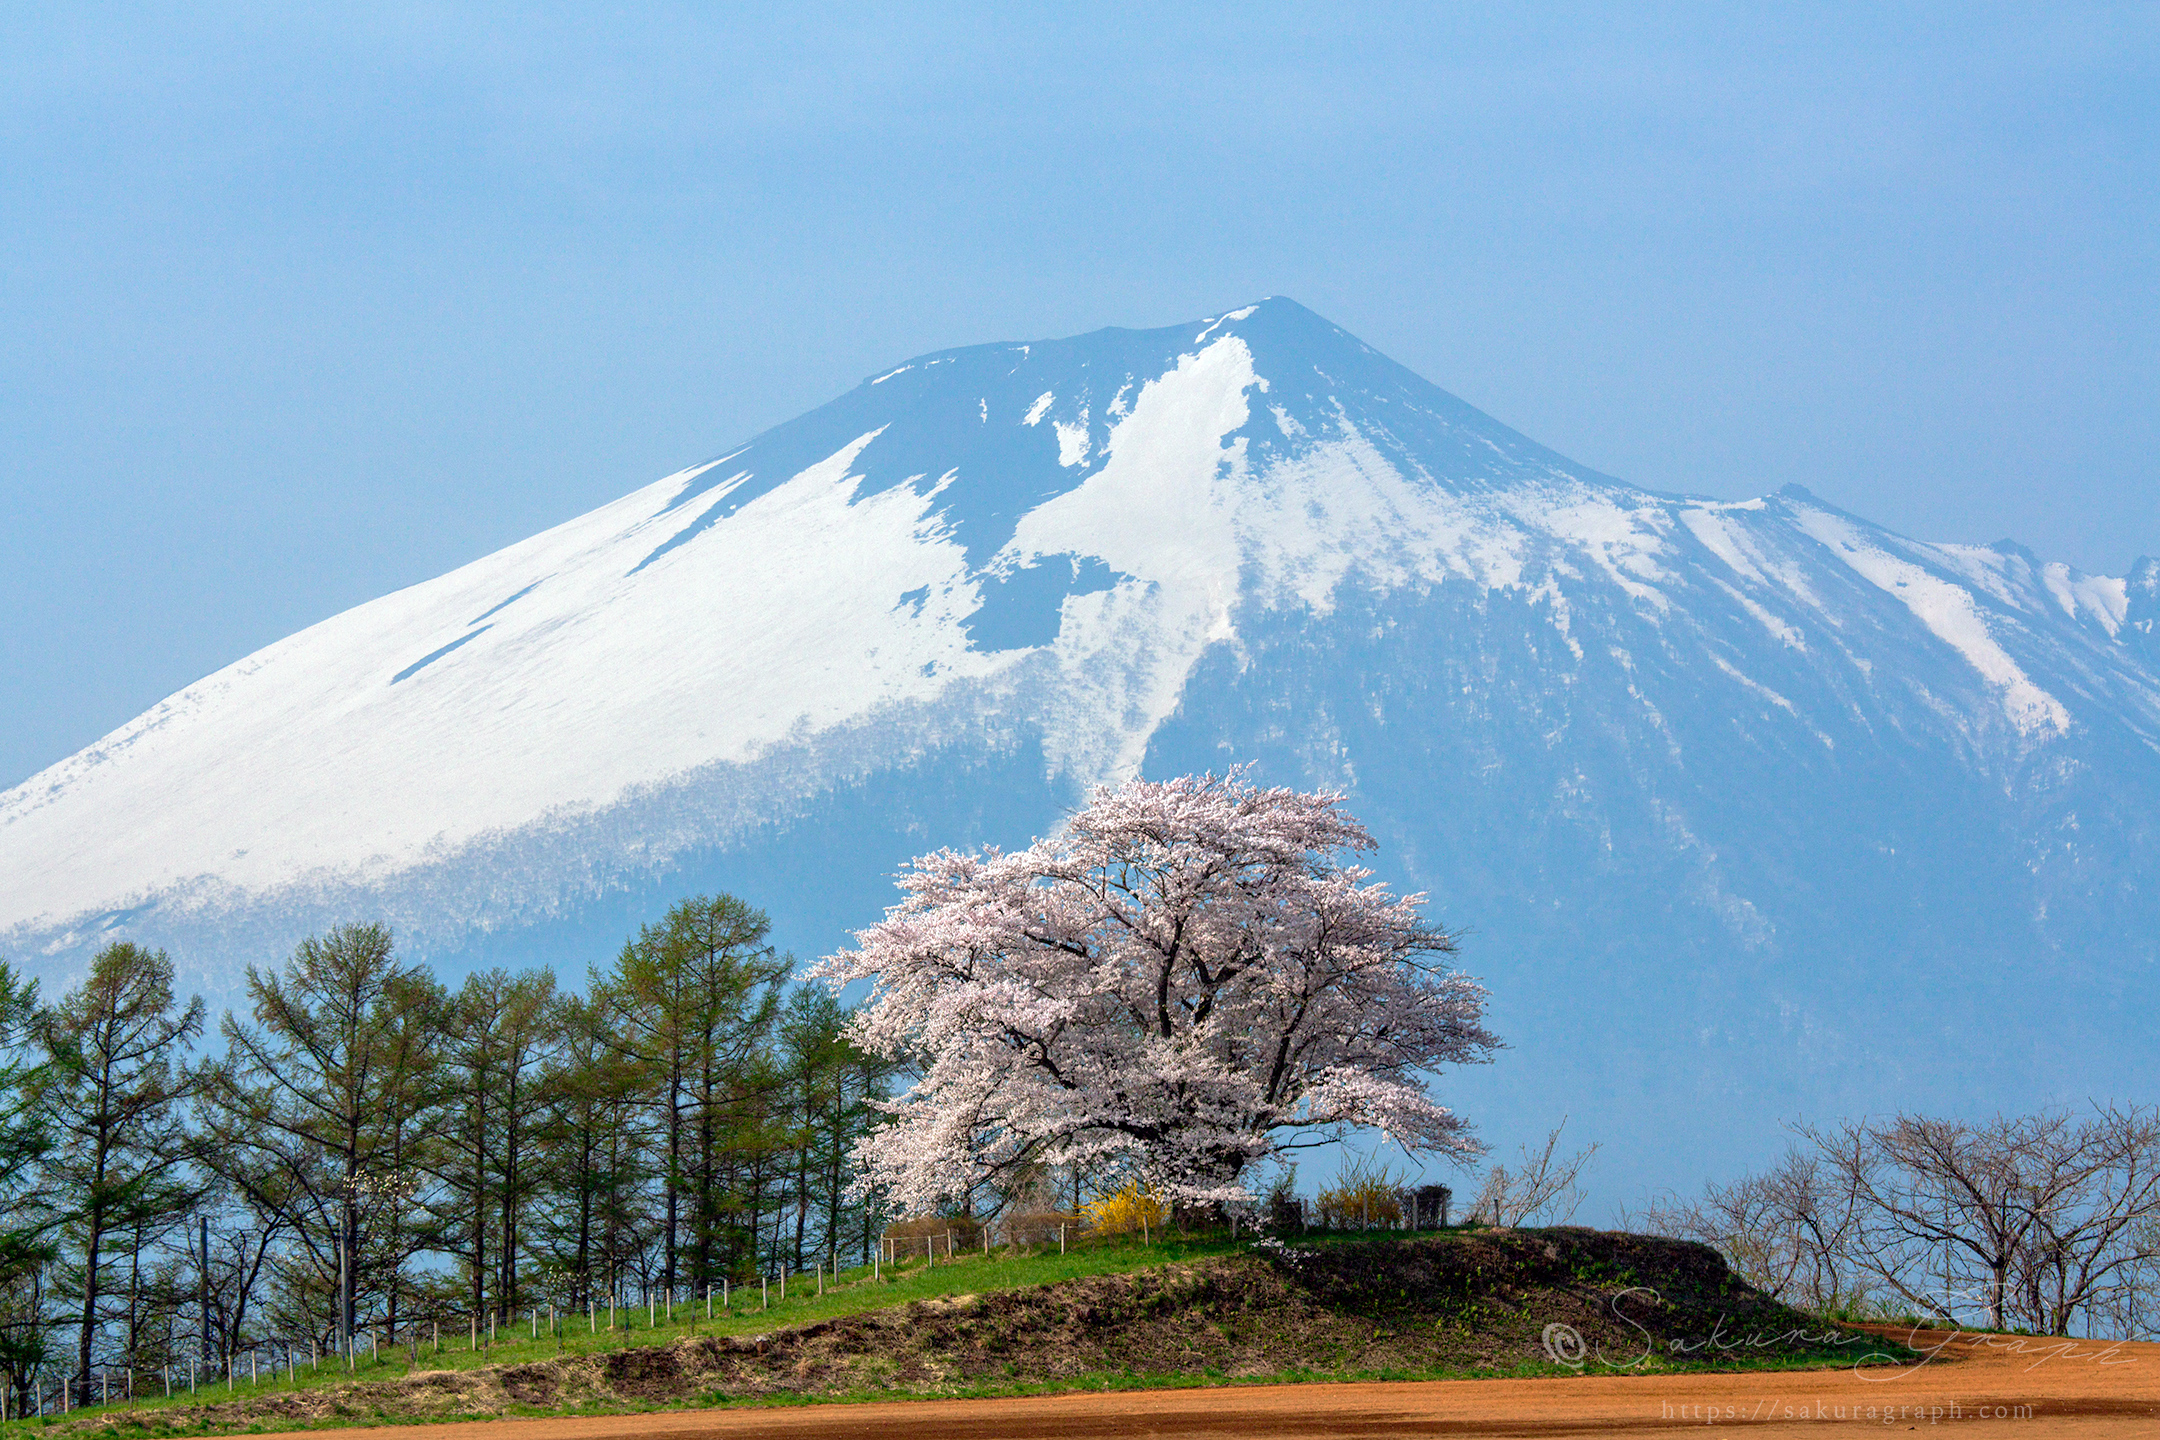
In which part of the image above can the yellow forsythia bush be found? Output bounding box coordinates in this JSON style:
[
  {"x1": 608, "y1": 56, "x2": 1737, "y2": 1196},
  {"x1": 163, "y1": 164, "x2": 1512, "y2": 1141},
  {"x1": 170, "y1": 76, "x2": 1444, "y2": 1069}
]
[{"x1": 1082, "y1": 1181, "x2": 1170, "y2": 1236}]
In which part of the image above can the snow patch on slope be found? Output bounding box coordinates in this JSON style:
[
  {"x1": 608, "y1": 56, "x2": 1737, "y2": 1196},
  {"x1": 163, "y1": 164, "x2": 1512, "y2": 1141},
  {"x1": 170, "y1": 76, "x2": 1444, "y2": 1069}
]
[
  {"x1": 1792, "y1": 507, "x2": 2071, "y2": 738},
  {"x1": 1682, "y1": 506, "x2": 1772, "y2": 585},
  {"x1": 1512, "y1": 490, "x2": 1675, "y2": 607},
  {"x1": 2043, "y1": 563, "x2": 2128, "y2": 635},
  {"x1": 1054, "y1": 410, "x2": 1091, "y2": 467},
  {"x1": 0, "y1": 435, "x2": 1013, "y2": 932},
  {"x1": 1194, "y1": 305, "x2": 1257, "y2": 344},
  {"x1": 1011, "y1": 336, "x2": 1262, "y2": 778}
]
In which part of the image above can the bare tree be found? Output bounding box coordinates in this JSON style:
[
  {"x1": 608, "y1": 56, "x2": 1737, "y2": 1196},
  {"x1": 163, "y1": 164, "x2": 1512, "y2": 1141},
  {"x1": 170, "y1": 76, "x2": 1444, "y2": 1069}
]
[
  {"x1": 2085, "y1": 1215, "x2": 2160, "y2": 1339},
  {"x1": 1642, "y1": 1108, "x2": 2160, "y2": 1336},
  {"x1": 1797, "y1": 1110, "x2": 2160, "y2": 1332},
  {"x1": 1470, "y1": 1120, "x2": 1598, "y2": 1226},
  {"x1": 2007, "y1": 1107, "x2": 2160, "y2": 1336},
  {"x1": 1638, "y1": 1145, "x2": 1868, "y2": 1313}
]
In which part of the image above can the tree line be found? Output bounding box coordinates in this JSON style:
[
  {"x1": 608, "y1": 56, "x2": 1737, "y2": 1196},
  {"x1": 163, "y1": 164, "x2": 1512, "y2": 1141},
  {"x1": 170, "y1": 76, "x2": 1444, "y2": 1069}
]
[
  {"x1": 0, "y1": 895, "x2": 893, "y2": 1409},
  {"x1": 1641, "y1": 1108, "x2": 2160, "y2": 1340}
]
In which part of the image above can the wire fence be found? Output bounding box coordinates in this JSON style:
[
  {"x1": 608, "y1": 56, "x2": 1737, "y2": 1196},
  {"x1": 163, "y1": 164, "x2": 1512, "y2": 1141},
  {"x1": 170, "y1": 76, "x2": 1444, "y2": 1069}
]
[{"x1": 3, "y1": 1264, "x2": 885, "y2": 1420}]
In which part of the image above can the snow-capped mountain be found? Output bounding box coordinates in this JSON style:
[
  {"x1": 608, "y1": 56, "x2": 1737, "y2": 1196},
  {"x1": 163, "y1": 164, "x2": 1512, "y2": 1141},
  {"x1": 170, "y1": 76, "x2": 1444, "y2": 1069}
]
[{"x1": 6, "y1": 299, "x2": 2156, "y2": 1200}]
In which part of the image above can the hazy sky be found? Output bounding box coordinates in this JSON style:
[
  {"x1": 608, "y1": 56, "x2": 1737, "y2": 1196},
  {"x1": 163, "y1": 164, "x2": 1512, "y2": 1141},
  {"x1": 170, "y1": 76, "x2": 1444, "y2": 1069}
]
[{"x1": 4, "y1": 4, "x2": 2154, "y2": 787}]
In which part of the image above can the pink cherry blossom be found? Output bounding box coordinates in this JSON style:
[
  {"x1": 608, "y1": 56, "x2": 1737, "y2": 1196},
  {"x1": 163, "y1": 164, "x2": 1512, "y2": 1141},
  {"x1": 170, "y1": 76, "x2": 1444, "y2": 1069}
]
[{"x1": 811, "y1": 769, "x2": 1501, "y2": 1213}]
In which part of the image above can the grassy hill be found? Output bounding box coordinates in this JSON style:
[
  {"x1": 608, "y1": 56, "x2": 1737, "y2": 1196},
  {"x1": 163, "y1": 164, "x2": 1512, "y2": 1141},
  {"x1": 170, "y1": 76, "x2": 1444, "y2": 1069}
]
[{"x1": 1, "y1": 1228, "x2": 1910, "y2": 1435}]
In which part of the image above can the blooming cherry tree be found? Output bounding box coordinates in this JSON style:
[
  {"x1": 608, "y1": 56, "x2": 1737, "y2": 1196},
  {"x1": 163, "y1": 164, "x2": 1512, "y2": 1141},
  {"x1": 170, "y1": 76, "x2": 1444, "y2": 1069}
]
[{"x1": 811, "y1": 770, "x2": 1499, "y2": 1213}]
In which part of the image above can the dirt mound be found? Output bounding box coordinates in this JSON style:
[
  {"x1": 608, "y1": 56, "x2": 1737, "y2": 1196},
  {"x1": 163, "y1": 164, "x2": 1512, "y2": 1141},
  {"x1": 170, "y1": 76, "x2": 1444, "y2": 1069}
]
[
  {"x1": 44, "y1": 1230, "x2": 1883, "y2": 1431},
  {"x1": 670, "y1": 1227, "x2": 1861, "y2": 1396}
]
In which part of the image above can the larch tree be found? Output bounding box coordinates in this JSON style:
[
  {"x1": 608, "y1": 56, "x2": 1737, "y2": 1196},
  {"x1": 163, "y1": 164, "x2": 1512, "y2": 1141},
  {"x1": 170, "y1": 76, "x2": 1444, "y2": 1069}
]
[
  {"x1": 0, "y1": 961, "x2": 56, "y2": 1408},
  {"x1": 363, "y1": 973, "x2": 441, "y2": 1337},
  {"x1": 35, "y1": 942, "x2": 204, "y2": 1392},
  {"x1": 777, "y1": 985, "x2": 893, "y2": 1271},
  {"x1": 433, "y1": 969, "x2": 511, "y2": 1334},
  {"x1": 196, "y1": 923, "x2": 427, "y2": 1356},
  {"x1": 598, "y1": 894, "x2": 787, "y2": 1294},
  {"x1": 531, "y1": 995, "x2": 644, "y2": 1307},
  {"x1": 489, "y1": 969, "x2": 556, "y2": 1324},
  {"x1": 813, "y1": 770, "x2": 1501, "y2": 1215},
  {"x1": 422, "y1": 968, "x2": 564, "y2": 1328}
]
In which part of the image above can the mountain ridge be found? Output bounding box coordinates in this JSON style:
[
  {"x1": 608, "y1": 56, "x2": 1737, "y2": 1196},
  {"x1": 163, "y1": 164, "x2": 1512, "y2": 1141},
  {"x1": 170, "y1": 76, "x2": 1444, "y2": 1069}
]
[{"x1": 4, "y1": 297, "x2": 2156, "y2": 1206}]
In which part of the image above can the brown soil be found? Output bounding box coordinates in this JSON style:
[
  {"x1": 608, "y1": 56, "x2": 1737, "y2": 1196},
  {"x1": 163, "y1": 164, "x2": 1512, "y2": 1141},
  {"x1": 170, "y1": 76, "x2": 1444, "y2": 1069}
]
[{"x1": 141, "y1": 1328, "x2": 2160, "y2": 1440}]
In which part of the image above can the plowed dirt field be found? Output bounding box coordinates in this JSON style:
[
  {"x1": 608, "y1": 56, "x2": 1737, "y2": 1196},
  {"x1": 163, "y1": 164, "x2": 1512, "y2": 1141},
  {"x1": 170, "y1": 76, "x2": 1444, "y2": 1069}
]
[{"x1": 236, "y1": 1328, "x2": 2157, "y2": 1439}]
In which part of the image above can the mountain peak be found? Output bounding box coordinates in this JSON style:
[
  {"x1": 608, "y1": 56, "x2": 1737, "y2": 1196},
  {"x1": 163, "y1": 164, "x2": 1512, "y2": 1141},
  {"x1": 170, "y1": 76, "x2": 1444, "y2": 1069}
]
[
  {"x1": 6, "y1": 300, "x2": 2158, "y2": 1216},
  {"x1": 656, "y1": 298, "x2": 1594, "y2": 572}
]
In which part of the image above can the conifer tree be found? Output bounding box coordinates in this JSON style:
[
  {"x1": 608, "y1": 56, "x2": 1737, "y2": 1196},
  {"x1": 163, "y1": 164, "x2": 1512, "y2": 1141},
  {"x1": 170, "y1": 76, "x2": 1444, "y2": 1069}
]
[
  {"x1": 780, "y1": 986, "x2": 891, "y2": 1271},
  {"x1": 0, "y1": 961, "x2": 56, "y2": 1410},
  {"x1": 597, "y1": 895, "x2": 787, "y2": 1292},
  {"x1": 430, "y1": 967, "x2": 558, "y2": 1327},
  {"x1": 531, "y1": 995, "x2": 645, "y2": 1306},
  {"x1": 196, "y1": 923, "x2": 428, "y2": 1356},
  {"x1": 36, "y1": 942, "x2": 204, "y2": 1391}
]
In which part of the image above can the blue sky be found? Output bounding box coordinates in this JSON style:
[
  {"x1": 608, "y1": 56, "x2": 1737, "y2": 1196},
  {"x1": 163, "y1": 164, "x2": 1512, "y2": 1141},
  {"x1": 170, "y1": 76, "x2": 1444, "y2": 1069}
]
[{"x1": 3, "y1": 3, "x2": 2154, "y2": 788}]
